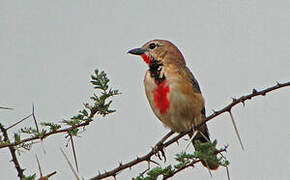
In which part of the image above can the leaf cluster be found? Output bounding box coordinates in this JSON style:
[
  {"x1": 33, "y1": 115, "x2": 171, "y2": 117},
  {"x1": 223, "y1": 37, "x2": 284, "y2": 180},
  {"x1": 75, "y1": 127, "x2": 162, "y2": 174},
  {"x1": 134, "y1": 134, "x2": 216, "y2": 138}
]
[{"x1": 89, "y1": 69, "x2": 120, "y2": 116}]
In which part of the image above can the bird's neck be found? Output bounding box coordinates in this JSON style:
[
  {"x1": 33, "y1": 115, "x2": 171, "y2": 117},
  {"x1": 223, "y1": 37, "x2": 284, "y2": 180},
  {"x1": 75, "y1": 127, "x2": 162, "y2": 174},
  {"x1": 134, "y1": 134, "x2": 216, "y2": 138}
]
[{"x1": 149, "y1": 59, "x2": 165, "y2": 84}]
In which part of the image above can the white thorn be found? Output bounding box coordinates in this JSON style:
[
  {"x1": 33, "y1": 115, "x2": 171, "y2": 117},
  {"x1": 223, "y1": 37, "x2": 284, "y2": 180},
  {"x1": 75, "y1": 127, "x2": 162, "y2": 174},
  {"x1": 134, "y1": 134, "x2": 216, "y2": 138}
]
[{"x1": 229, "y1": 111, "x2": 244, "y2": 150}]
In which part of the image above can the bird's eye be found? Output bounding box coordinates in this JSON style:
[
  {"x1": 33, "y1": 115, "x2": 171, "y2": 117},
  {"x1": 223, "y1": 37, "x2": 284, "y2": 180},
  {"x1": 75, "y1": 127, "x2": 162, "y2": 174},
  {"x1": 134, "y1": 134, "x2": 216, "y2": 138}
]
[{"x1": 149, "y1": 43, "x2": 156, "y2": 49}]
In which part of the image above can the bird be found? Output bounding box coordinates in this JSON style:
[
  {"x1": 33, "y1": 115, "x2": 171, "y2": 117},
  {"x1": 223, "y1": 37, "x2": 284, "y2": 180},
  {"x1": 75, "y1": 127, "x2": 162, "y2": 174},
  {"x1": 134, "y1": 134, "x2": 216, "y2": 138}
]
[{"x1": 128, "y1": 39, "x2": 219, "y2": 170}]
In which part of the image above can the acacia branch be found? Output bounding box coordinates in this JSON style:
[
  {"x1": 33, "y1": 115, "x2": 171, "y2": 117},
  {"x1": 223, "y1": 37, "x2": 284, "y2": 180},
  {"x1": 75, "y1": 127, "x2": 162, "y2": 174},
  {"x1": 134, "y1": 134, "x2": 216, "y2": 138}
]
[
  {"x1": 0, "y1": 69, "x2": 119, "y2": 180},
  {"x1": 0, "y1": 106, "x2": 100, "y2": 149},
  {"x1": 0, "y1": 121, "x2": 90, "y2": 149},
  {"x1": 91, "y1": 81, "x2": 290, "y2": 180}
]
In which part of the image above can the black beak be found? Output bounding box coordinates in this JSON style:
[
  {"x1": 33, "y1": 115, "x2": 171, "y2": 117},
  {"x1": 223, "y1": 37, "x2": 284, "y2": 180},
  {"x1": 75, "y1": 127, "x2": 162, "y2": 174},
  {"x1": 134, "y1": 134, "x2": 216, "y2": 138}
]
[{"x1": 128, "y1": 48, "x2": 145, "y2": 55}]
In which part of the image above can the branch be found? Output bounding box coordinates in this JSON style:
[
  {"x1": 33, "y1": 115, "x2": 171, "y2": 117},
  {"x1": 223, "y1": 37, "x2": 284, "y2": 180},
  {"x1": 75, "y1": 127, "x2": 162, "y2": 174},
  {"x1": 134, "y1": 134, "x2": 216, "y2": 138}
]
[
  {"x1": 0, "y1": 99, "x2": 104, "y2": 149},
  {"x1": 200, "y1": 81, "x2": 290, "y2": 126},
  {"x1": 0, "y1": 69, "x2": 119, "y2": 180},
  {"x1": 91, "y1": 81, "x2": 290, "y2": 179},
  {"x1": 0, "y1": 121, "x2": 90, "y2": 149},
  {"x1": 0, "y1": 124, "x2": 24, "y2": 179}
]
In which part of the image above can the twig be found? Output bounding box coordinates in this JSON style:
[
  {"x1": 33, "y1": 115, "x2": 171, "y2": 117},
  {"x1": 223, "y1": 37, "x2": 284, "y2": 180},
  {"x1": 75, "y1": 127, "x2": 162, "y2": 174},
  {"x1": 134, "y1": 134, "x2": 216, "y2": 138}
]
[{"x1": 91, "y1": 81, "x2": 290, "y2": 179}]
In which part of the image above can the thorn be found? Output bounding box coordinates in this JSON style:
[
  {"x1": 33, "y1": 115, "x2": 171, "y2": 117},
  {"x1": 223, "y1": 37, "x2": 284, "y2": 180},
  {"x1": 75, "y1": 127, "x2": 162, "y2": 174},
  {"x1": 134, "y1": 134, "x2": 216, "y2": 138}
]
[
  {"x1": 6, "y1": 114, "x2": 32, "y2": 130},
  {"x1": 199, "y1": 131, "x2": 210, "y2": 142},
  {"x1": 148, "y1": 159, "x2": 160, "y2": 166},
  {"x1": 119, "y1": 161, "x2": 122, "y2": 166},
  {"x1": 176, "y1": 139, "x2": 179, "y2": 146},
  {"x1": 211, "y1": 109, "x2": 217, "y2": 114},
  {"x1": 60, "y1": 148, "x2": 80, "y2": 180},
  {"x1": 32, "y1": 104, "x2": 40, "y2": 133},
  {"x1": 206, "y1": 164, "x2": 213, "y2": 177},
  {"x1": 252, "y1": 88, "x2": 258, "y2": 94},
  {"x1": 224, "y1": 144, "x2": 229, "y2": 152},
  {"x1": 190, "y1": 163, "x2": 195, "y2": 168},
  {"x1": 231, "y1": 97, "x2": 237, "y2": 102},
  {"x1": 228, "y1": 111, "x2": 244, "y2": 151},
  {"x1": 226, "y1": 166, "x2": 231, "y2": 180},
  {"x1": 46, "y1": 171, "x2": 57, "y2": 178},
  {"x1": 70, "y1": 135, "x2": 79, "y2": 173},
  {"x1": 136, "y1": 156, "x2": 140, "y2": 160},
  {"x1": 35, "y1": 154, "x2": 42, "y2": 177},
  {"x1": 276, "y1": 81, "x2": 281, "y2": 86},
  {"x1": 0, "y1": 106, "x2": 14, "y2": 110},
  {"x1": 241, "y1": 100, "x2": 245, "y2": 107}
]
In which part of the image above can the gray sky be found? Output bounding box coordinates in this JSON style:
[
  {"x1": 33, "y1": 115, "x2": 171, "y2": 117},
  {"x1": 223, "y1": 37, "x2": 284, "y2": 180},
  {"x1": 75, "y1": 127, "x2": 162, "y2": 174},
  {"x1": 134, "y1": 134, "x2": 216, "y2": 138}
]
[{"x1": 1, "y1": 0, "x2": 289, "y2": 179}]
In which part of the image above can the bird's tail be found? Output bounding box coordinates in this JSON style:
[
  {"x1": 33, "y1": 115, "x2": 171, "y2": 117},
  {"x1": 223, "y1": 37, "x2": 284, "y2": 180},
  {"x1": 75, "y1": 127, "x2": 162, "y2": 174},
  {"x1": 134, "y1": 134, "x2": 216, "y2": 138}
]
[{"x1": 189, "y1": 124, "x2": 219, "y2": 170}]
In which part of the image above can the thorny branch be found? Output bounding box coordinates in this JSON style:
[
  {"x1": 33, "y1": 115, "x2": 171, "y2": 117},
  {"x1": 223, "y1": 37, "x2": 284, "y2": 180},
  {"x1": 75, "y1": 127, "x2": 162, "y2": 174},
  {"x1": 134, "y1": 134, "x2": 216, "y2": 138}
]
[
  {"x1": 0, "y1": 121, "x2": 90, "y2": 149},
  {"x1": 91, "y1": 81, "x2": 290, "y2": 180},
  {"x1": 0, "y1": 69, "x2": 119, "y2": 179},
  {"x1": 0, "y1": 80, "x2": 289, "y2": 179},
  {"x1": 0, "y1": 124, "x2": 25, "y2": 179},
  {"x1": 0, "y1": 102, "x2": 104, "y2": 149}
]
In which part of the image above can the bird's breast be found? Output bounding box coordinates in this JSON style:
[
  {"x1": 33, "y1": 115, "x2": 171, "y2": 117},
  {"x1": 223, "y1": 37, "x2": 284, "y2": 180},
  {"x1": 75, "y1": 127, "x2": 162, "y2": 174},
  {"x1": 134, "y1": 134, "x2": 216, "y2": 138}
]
[
  {"x1": 144, "y1": 68, "x2": 205, "y2": 132},
  {"x1": 144, "y1": 71, "x2": 170, "y2": 115},
  {"x1": 152, "y1": 80, "x2": 170, "y2": 114}
]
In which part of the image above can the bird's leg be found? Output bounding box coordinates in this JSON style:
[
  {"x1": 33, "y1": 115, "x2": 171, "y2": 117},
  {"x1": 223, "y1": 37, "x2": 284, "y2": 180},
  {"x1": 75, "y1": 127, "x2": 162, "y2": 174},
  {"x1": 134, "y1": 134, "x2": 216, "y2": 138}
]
[
  {"x1": 184, "y1": 130, "x2": 199, "y2": 151},
  {"x1": 160, "y1": 130, "x2": 174, "y2": 144},
  {"x1": 153, "y1": 130, "x2": 174, "y2": 162}
]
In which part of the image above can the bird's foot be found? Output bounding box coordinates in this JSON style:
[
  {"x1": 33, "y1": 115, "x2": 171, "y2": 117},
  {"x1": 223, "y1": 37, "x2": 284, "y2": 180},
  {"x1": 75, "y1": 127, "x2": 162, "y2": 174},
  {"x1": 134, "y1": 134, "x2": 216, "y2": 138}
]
[{"x1": 153, "y1": 142, "x2": 166, "y2": 162}]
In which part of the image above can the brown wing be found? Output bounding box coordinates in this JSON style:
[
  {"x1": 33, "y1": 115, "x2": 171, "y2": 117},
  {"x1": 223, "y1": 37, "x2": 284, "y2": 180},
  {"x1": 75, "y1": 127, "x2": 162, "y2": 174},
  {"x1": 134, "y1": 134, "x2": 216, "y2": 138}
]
[{"x1": 180, "y1": 65, "x2": 211, "y2": 142}]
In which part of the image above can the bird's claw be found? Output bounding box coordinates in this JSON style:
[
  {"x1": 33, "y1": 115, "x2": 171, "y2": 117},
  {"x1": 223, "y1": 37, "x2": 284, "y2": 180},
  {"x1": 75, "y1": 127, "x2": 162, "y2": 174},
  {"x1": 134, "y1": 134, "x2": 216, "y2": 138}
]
[{"x1": 153, "y1": 142, "x2": 166, "y2": 162}]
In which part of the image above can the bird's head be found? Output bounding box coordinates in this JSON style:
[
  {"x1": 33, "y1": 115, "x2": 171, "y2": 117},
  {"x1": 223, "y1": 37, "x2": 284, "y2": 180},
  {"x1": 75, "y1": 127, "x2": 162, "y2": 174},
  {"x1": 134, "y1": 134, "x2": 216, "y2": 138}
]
[{"x1": 128, "y1": 39, "x2": 186, "y2": 66}]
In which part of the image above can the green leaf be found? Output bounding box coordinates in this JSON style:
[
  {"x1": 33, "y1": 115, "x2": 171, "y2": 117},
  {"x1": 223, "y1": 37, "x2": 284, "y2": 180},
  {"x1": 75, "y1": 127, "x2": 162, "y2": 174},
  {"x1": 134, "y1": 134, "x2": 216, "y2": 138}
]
[
  {"x1": 14, "y1": 133, "x2": 21, "y2": 143},
  {"x1": 41, "y1": 122, "x2": 61, "y2": 132},
  {"x1": 23, "y1": 173, "x2": 36, "y2": 180}
]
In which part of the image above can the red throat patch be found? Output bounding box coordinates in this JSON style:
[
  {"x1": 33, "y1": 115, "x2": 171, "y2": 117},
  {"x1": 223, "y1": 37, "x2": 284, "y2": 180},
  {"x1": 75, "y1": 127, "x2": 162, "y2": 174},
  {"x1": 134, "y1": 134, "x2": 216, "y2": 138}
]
[
  {"x1": 153, "y1": 80, "x2": 170, "y2": 114},
  {"x1": 141, "y1": 54, "x2": 151, "y2": 65}
]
